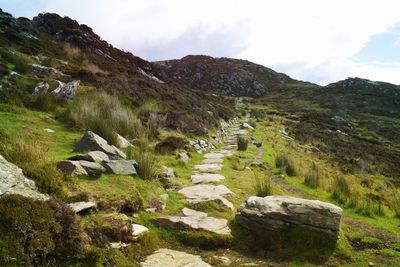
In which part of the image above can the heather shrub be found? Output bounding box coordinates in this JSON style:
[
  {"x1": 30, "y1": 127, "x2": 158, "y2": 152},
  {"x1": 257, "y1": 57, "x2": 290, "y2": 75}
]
[{"x1": 155, "y1": 136, "x2": 185, "y2": 154}]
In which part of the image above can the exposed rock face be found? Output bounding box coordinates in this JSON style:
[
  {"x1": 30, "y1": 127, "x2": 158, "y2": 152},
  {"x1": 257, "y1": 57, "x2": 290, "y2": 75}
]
[
  {"x1": 102, "y1": 160, "x2": 137, "y2": 175},
  {"x1": 0, "y1": 155, "x2": 49, "y2": 200},
  {"x1": 76, "y1": 131, "x2": 124, "y2": 157},
  {"x1": 191, "y1": 173, "x2": 225, "y2": 184},
  {"x1": 29, "y1": 63, "x2": 68, "y2": 78},
  {"x1": 33, "y1": 81, "x2": 49, "y2": 95},
  {"x1": 236, "y1": 195, "x2": 343, "y2": 238},
  {"x1": 179, "y1": 184, "x2": 234, "y2": 210},
  {"x1": 68, "y1": 201, "x2": 96, "y2": 213},
  {"x1": 141, "y1": 248, "x2": 212, "y2": 267},
  {"x1": 153, "y1": 207, "x2": 230, "y2": 235},
  {"x1": 78, "y1": 160, "x2": 106, "y2": 175},
  {"x1": 56, "y1": 160, "x2": 88, "y2": 176},
  {"x1": 52, "y1": 80, "x2": 80, "y2": 100},
  {"x1": 68, "y1": 151, "x2": 110, "y2": 163}
]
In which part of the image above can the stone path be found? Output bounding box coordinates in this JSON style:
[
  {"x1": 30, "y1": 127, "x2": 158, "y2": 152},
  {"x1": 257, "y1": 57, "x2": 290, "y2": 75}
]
[{"x1": 146, "y1": 116, "x2": 250, "y2": 266}]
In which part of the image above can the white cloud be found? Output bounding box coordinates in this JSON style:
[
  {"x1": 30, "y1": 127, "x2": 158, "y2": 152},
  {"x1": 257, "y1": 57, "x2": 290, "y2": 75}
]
[{"x1": 11, "y1": 0, "x2": 400, "y2": 85}]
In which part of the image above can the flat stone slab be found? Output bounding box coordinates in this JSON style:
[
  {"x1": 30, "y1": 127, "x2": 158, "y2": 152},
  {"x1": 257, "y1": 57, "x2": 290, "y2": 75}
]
[
  {"x1": 141, "y1": 248, "x2": 212, "y2": 267},
  {"x1": 194, "y1": 163, "x2": 223, "y2": 172},
  {"x1": 79, "y1": 160, "x2": 106, "y2": 175},
  {"x1": 216, "y1": 149, "x2": 234, "y2": 156},
  {"x1": 202, "y1": 158, "x2": 224, "y2": 164},
  {"x1": 68, "y1": 201, "x2": 96, "y2": 213},
  {"x1": 153, "y1": 207, "x2": 230, "y2": 235},
  {"x1": 68, "y1": 151, "x2": 110, "y2": 163},
  {"x1": 179, "y1": 184, "x2": 234, "y2": 210},
  {"x1": 203, "y1": 153, "x2": 224, "y2": 159},
  {"x1": 191, "y1": 173, "x2": 225, "y2": 184},
  {"x1": 236, "y1": 195, "x2": 343, "y2": 239}
]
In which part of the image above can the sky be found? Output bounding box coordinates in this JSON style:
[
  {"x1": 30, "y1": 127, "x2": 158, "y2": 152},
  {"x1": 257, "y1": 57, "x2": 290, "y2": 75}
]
[{"x1": 1, "y1": 0, "x2": 400, "y2": 85}]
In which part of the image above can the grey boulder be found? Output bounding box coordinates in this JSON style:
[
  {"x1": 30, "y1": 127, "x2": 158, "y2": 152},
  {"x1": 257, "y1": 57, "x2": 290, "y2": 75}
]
[
  {"x1": 102, "y1": 160, "x2": 138, "y2": 175},
  {"x1": 0, "y1": 155, "x2": 49, "y2": 201},
  {"x1": 76, "y1": 131, "x2": 126, "y2": 158},
  {"x1": 68, "y1": 151, "x2": 110, "y2": 163},
  {"x1": 235, "y1": 195, "x2": 343, "y2": 239},
  {"x1": 52, "y1": 80, "x2": 80, "y2": 100},
  {"x1": 79, "y1": 160, "x2": 106, "y2": 175},
  {"x1": 57, "y1": 160, "x2": 88, "y2": 176}
]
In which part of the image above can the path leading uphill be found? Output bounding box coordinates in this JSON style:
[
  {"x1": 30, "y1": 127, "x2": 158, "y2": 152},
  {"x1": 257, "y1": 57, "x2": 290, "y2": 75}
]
[{"x1": 142, "y1": 117, "x2": 249, "y2": 266}]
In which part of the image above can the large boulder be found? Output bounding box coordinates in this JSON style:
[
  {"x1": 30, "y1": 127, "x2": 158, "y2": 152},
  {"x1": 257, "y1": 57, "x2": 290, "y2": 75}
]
[
  {"x1": 152, "y1": 207, "x2": 230, "y2": 235},
  {"x1": 0, "y1": 155, "x2": 49, "y2": 201},
  {"x1": 141, "y1": 249, "x2": 212, "y2": 267},
  {"x1": 102, "y1": 160, "x2": 138, "y2": 175},
  {"x1": 235, "y1": 195, "x2": 343, "y2": 239},
  {"x1": 76, "y1": 131, "x2": 126, "y2": 158},
  {"x1": 52, "y1": 80, "x2": 80, "y2": 100},
  {"x1": 56, "y1": 160, "x2": 88, "y2": 176}
]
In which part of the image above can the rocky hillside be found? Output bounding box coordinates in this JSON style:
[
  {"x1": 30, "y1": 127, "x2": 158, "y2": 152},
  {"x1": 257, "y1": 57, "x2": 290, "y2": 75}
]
[
  {"x1": 152, "y1": 55, "x2": 312, "y2": 97},
  {"x1": 0, "y1": 9, "x2": 234, "y2": 135}
]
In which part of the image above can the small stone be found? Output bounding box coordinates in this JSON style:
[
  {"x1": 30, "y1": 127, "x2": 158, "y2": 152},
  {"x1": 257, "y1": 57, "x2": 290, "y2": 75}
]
[
  {"x1": 57, "y1": 160, "x2": 88, "y2": 176},
  {"x1": 132, "y1": 224, "x2": 149, "y2": 239},
  {"x1": 115, "y1": 133, "x2": 133, "y2": 149},
  {"x1": 68, "y1": 201, "x2": 96, "y2": 214},
  {"x1": 179, "y1": 152, "x2": 190, "y2": 163},
  {"x1": 43, "y1": 128, "x2": 55, "y2": 133}
]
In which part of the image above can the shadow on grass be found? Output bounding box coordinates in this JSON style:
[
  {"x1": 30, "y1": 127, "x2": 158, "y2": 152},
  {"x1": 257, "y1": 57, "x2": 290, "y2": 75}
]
[{"x1": 229, "y1": 220, "x2": 337, "y2": 265}]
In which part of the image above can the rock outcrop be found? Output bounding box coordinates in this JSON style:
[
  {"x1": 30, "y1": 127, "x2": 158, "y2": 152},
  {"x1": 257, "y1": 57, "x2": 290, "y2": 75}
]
[
  {"x1": 236, "y1": 195, "x2": 343, "y2": 238},
  {"x1": 141, "y1": 249, "x2": 212, "y2": 267},
  {"x1": 76, "y1": 131, "x2": 126, "y2": 158},
  {"x1": 153, "y1": 207, "x2": 230, "y2": 235},
  {"x1": 52, "y1": 80, "x2": 80, "y2": 100},
  {"x1": 0, "y1": 155, "x2": 49, "y2": 200}
]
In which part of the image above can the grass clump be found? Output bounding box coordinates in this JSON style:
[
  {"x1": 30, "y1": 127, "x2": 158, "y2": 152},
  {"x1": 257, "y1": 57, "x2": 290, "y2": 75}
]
[
  {"x1": 0, "y1": 131, "x2": 64, "y2": 196},
  {"x1": 65, "y1": 91, "x2": 144, "y2": 145},
  {"x1": 304, "y1": 161, "x2": 320, "y2": 188},
  {"x1": 237, "y1": 136, "x2": 248, "y2": 151},
  {"x1": 127, "y1": 147, "x2": 159, "y2": 180},
  {"x1": 275, "y1": 153, "x2": 297, "y2": 176},
  {"x1": 230, "y1": 156, "x2": 246, "y2": 171},
  {"x1": 253, "y1": 172, "x2": 272, "y2": 197},
  {"x1": 331, "y1": 176, "x2": 351, "y2": 205}
]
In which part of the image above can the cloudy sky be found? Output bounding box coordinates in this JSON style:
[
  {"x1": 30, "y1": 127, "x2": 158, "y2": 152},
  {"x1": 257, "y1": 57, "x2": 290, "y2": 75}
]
[{"x1": 2, "y1": 0, "x2": 400, "y2": 85}]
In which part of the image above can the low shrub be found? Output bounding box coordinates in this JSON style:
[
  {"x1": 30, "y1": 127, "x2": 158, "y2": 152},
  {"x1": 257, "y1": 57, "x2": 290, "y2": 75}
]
[
  {"x1": 304, "y1": 161, "x2": 320, "y2": 188},
  {"x1": 253, "y1": 172, "x2": 272, "y2": 197},
  {"x1": 127, "y1": 147, "x2": 159, "y2": 180},
  {"x1": 0, "y1": 195, "x2": 83, "y2": 266},
  {"x1": 275, "y1": 153, "x2": 297, "y2": 176},
  {"x1": 0, "y1": 133, "x2": 64, "y2": 196},
  {"x1": 65, "y1": 91, "x2": 144, "y2": 145},
  {"x1": 154, "y1": 136, "x2": 185, "y2": 154},
  {"x1": 237, "y1": 137, "x2": 248, "y2": 151}
]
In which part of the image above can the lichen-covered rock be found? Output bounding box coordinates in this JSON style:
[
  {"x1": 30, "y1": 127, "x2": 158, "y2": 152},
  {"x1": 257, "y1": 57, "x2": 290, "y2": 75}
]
[
  {"x1": 0, "y1": 155, "x2": 49, "y2": 200},
  {"x1": 235, "y1": 195, "x2": 343, "y2": 239},
  {"x1": 52, "y1": 80, "x2": 80, "y2": 100},
  {"x1": 141, "y1": 248, "x2": 212, "y2": 267}
]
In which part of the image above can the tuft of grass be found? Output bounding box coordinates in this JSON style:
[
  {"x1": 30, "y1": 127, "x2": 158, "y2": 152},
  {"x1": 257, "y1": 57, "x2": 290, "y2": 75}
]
[
  {"x1": 304, "y1": 161, "x2": 320, "y2": 188},
  {"x1": 230, "y1": 156, "x2": 246, "y2": 171},
  {"x1": 253, "y1": 172, "x2": 272, "y2": 197},
  {"x1": 127, "y1": 147, "x2": 159, "y2": 180},
  {"x1": 64, "y1": 91, "x2": 144, "y2": 145},
  {"x1": 275, "y1": 153, "x2": 297, "y2": 176},
  {"x1": 331, "y1": 176, "x2": 351, "y2": 205},
  {"x1": 0, "y1": 132, "x2": 64, "y2": 196},
  {"x1": 237, "y1": 136, "x2": 248, "y2": 151}
]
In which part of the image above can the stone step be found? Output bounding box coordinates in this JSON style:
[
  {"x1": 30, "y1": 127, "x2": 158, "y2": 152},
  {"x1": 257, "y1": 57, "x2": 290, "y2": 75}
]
[
  {"x1": 141, "y1": 249, "x2": 212, "y2": 267},
  {"x1": 194, "y1": 163, "x2": 223, "y2": 172},
  {"x1": 178, "y1": 184, "x2": 234, "y2": 210},
  {"x1": 191, "y1": 173, "x2": 225, "y2": 184},
  {"x1": 202, "y1": 158, "x2": 224, "y2": 164},
  {"x1": 152, "y1": 207, "x2": 231, "y2": 235}
]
